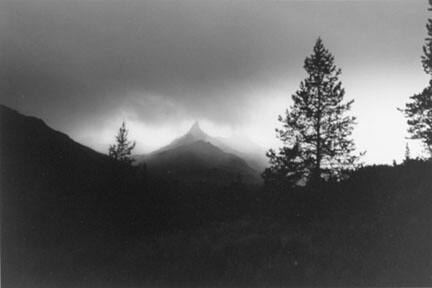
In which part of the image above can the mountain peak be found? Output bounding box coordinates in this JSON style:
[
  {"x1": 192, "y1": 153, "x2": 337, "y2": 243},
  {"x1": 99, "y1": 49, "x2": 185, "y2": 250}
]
[{"x1": 187, "y1": 121, "x2": 206, "y2": 138}]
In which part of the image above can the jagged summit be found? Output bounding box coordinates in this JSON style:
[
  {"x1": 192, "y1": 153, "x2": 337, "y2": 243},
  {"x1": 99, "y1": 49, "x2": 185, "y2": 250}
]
[
  {"x1": 189, "y1": 121, "x2": 201, "y2": 133},
  {"x1": 187, "y1": 121, "x2": 207, "y2": 139},
  {"x1": 148, "y1": 121, "x2": 209, "y2": 153}
]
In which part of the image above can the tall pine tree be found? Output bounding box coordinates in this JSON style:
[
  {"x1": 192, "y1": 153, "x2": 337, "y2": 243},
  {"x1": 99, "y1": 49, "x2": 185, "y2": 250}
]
[
  {"x1": 109, "y1": 121, "x2": 136, "y2": 165},
  {"x1": 264, "y1": 38, "x2": 359, "y2": 185},
  {"x1": 401, "y1": 1, "x2": 432, "y2": 157}
]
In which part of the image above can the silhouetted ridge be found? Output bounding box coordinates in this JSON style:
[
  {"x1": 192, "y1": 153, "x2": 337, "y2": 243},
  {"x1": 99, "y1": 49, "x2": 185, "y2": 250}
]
[
  {"x1": 1, "y1": 104, "x2": 137, "y2": 287},
  {"x1": 0, "y1": 104, "x2": 107, "y2": 164}
]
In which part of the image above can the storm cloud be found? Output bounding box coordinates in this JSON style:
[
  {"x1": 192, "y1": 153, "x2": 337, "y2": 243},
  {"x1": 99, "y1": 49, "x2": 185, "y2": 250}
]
[{"x1": 2, "y1": 0, "x2": 297, "y2": 125}]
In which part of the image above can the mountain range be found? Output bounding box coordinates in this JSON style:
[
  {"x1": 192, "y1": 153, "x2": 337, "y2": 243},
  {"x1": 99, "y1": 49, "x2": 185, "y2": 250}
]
[{"x1": 0, "y1": 104, "x2": 265, "y2": 188}]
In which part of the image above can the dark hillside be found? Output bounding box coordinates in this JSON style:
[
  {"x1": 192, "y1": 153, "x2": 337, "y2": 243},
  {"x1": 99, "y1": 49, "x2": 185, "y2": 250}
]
[
  {"x1": 126, "y1": 161, "x2": 432, "y2": 286},
  {"x1": 1, "y1": 105, "x2": 147, "y2": 287},
  {"x1": 259, "y1": 160, "x2": 432, "y2": 285}
]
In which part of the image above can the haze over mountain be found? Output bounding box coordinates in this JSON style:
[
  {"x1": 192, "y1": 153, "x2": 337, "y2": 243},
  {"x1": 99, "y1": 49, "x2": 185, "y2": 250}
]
[{"x1": 135, "y1": 122, "x2": 263, "y2": 184}]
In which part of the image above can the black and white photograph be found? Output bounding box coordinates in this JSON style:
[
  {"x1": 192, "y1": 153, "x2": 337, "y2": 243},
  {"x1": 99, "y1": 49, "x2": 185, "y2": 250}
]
[{"x1": 1, "y1": 0, "x2": 432, "y2": 287}]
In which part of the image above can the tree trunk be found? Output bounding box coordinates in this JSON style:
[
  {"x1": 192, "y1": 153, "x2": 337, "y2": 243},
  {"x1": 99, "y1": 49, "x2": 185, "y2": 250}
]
[{"x1": 314, "y1": 88, "x2": 322, "y2": 182}]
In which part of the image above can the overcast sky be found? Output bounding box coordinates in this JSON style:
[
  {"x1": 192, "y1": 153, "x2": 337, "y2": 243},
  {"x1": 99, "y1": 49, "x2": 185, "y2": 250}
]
[{"x1": 1, "y1": 0, "x2": 429, "y2": 164}]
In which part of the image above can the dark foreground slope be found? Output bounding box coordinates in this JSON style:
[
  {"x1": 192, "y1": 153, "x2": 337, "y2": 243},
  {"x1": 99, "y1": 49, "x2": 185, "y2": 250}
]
[
  {"x1": 0, "y1": 105, "x2": 150, "y2": 287},
  {"x1": 1, "y1": 105, "x2": 432, "y2": 287},
  {"x1": 256, "y1": 161, "x2": 432, "y2": 285},
  {"x1": 105, "y1": 161, "x2": 432, "y2": 287}
]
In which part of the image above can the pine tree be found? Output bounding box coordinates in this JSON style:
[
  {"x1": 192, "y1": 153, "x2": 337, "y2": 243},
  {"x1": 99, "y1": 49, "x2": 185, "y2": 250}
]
[
  {"x1": 401, "y1": 1, "x2": 432, "y2": 157},
  {"x1": 264, "y1": 38, "x2": 359, "y2": 185},
  {"x1": 109, "y1": 121, "x2": 136, "y2": 165}
]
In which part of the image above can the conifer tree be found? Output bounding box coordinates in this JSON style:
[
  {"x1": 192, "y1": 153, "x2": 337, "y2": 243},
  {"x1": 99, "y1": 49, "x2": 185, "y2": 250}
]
[
  {"x1": 401, "y1": 1, "x2": 432, "y2": 157},
  {"x1": 109, "y1": 121, "x2": 136, "y2": 165},
  {"x1": 264, "y1": 38, "x2": 359, "y2": 185}
]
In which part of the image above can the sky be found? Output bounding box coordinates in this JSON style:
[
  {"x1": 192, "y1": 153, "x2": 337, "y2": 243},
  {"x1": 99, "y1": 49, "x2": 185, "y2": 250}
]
[{"x1": 1, "y1": 0, "x2": 430, "y2": 164}]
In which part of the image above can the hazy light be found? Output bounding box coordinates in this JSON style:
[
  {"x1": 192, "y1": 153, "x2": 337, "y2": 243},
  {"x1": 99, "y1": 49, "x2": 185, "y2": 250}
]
[{"x1": 73, "y1": 64, "x2": 430, "y2": 165}]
